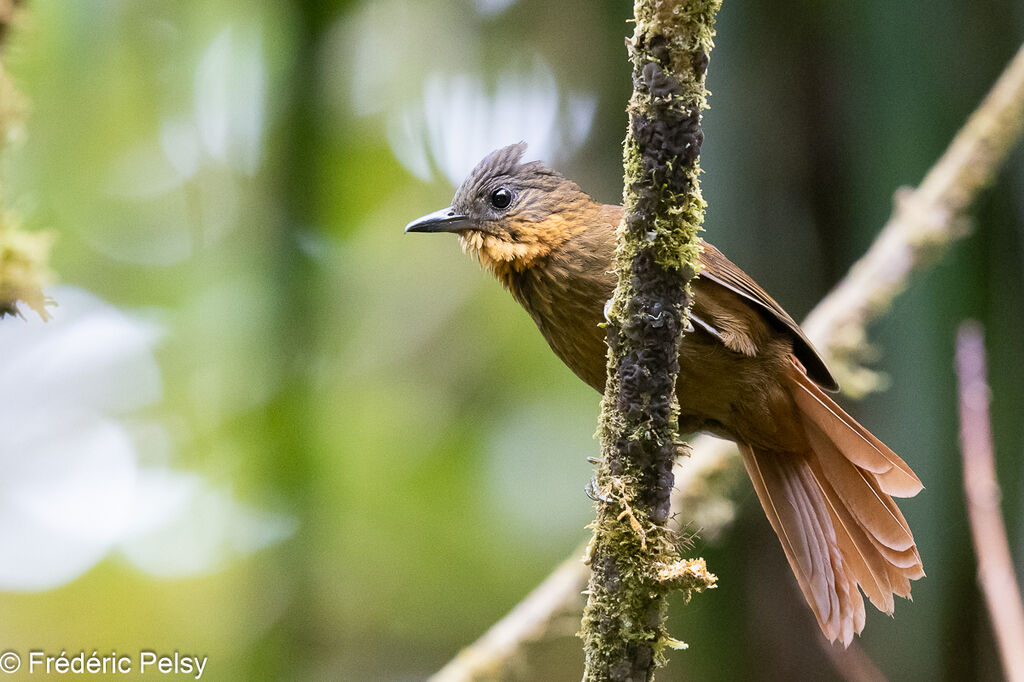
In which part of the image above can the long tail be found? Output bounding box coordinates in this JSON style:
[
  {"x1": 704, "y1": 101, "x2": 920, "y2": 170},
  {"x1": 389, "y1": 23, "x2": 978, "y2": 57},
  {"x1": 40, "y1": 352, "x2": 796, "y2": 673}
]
[{"x1": 738, "y1": 360, "x2": 924, "y2": 646}]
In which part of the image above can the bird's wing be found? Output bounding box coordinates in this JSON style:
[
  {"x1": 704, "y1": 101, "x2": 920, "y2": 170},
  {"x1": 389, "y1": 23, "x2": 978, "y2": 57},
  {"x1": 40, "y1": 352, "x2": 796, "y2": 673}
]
[
  {"x1": 698, "y1": 241, "x2": 839, "y2": 392},
  {"x1": 598, "y1": 204, "x2": 838, "y2": 391}
]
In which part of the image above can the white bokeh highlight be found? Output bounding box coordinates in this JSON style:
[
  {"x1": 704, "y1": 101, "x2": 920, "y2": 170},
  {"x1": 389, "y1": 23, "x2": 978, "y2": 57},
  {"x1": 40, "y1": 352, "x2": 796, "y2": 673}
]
[
  {"x1": 95, "y1": 26, "x2": 265, "y2": 265},
  {"x1": 474, "y1": 0, "x2": 518, "y2": 17},
  {"x1": 0, "y1": 287, "x2": 294, "y2": 592},
  {"x1": 389, "y1": 60, "x2": 596, "y2": 186},
  {"x1": 194, "y1": 27, "x2": 266, "y2": 176},
  {"x1": 332, "y1": 1, "x2": 594, "y2": 187}
]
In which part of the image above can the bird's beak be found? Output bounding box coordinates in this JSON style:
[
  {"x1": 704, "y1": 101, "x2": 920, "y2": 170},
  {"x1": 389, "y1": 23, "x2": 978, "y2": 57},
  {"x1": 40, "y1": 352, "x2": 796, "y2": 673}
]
[{"x1": 404, "y1": 206, "x2": 472, "y2": 234}]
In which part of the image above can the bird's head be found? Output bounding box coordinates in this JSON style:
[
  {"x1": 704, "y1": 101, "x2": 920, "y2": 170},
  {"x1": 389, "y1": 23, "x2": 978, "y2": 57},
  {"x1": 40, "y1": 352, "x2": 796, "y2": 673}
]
[{"x1": 405, "y1": 143, "x2": 597, "y2": 274}]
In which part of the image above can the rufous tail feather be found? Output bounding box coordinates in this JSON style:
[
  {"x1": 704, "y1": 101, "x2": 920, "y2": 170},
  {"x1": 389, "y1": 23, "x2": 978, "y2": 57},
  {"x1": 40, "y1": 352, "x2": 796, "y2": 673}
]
[{"x1": 737, "y1": 359, "x2": 923, "y2": 646}]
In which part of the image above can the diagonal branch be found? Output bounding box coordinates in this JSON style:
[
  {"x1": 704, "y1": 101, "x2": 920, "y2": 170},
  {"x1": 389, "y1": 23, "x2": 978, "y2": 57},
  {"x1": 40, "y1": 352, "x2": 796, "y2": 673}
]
[
  {"x1": 801, "y1": 41, "x2": 1024, "y2": 396},
  {"x1": 430, "y1": 40, "x2": 1024, "y2": 682}
]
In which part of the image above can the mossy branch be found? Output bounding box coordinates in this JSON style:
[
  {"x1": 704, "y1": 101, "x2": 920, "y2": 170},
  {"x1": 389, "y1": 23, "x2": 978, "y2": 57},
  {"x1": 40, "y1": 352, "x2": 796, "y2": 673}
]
[
  {"x1": 0, "y1": 3, "x2": 55, "y2": 321},
  {"x1": 579, "y1": 2, "x2": 722, "y2": 680},
  {"x1": 430, "y1": 39, "x2": 1024, "y2": 682},
  {"x1": 0, "y1": 0, "x2": 21, "y2": 47}
]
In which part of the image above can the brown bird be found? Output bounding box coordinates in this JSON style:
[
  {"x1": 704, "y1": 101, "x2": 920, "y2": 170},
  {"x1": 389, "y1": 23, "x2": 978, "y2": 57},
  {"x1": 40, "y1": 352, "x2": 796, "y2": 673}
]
[{"x1": 405, "y1": 143, "x2": 923, "y2": 646}]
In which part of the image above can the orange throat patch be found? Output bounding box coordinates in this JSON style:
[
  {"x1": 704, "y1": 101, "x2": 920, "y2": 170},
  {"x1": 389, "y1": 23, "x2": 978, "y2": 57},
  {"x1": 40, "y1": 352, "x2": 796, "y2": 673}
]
[{"x1": 457, "y1": 214, "x2": 584, "y2": 282}]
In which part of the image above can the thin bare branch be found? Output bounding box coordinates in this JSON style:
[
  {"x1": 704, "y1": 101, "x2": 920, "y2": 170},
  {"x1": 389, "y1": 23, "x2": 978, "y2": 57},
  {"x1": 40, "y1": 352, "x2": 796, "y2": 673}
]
[{"x1": 956, "y1": 321, "x2": 1024, "y2": 682}]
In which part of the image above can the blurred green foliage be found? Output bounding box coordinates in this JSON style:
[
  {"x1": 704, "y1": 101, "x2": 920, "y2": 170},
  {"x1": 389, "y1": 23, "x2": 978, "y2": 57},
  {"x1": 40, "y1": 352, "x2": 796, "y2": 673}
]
[{"x1": 1, "y1": 0, "x2": 1023, "y2": 679}]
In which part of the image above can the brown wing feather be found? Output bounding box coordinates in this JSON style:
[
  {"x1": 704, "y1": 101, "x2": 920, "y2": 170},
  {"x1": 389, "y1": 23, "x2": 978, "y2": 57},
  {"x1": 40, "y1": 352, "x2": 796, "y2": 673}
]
[
  {"x1": 597, "y1": 205, "x2": 835, "y2": 389},
  {"x1": 698, "y1": 242, "x2": 839, "y2": 392}
]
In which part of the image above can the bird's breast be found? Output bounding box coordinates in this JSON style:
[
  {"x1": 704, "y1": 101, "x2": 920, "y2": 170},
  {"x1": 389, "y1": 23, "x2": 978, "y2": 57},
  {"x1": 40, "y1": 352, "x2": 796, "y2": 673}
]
[
  {"x1": 510, "y1": 255, "x2": 613, "y2": 392},
  {"x1": 509, "y1": 253, "x2": 802, "y2": 449}
]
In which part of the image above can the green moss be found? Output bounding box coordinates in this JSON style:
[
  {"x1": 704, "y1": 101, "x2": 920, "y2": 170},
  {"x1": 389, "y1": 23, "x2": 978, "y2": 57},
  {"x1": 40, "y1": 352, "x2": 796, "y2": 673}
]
[
  {"x1": 581, "y1": 1, "x2": 723, "y2": 680},
  {"x1": 0, "y1": 208, "x2": 54, "y2": 320},
  {"x1": 0, "y1": 58, "x2": 54, "y2": 320}
]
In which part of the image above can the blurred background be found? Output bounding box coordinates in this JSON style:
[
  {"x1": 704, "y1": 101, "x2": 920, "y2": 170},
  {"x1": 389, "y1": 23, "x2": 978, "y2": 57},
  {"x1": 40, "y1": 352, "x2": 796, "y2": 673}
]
[{"x1": 1, "y1": 0, "x2": 1023, "y2": 679}]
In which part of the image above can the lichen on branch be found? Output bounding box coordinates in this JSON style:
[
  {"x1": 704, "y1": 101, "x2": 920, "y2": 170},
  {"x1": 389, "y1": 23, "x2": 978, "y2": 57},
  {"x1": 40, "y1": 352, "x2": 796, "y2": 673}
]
[{"x1": 580, "y1": 1, "x2": 722, "y2": 680}]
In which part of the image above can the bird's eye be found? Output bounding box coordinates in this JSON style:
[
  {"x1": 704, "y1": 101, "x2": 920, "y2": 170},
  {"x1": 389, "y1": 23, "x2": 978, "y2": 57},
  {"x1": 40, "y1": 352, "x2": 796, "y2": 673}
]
[{"x1": 490, "y1": 188, "x2": 513, "y2": 210}]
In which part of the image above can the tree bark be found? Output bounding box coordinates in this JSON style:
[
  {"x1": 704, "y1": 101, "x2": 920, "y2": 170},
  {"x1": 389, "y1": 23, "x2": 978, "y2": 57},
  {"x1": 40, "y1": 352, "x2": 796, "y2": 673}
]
[{"x1": 580, "y1": 2, "x2": 722, "y2": 680}]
